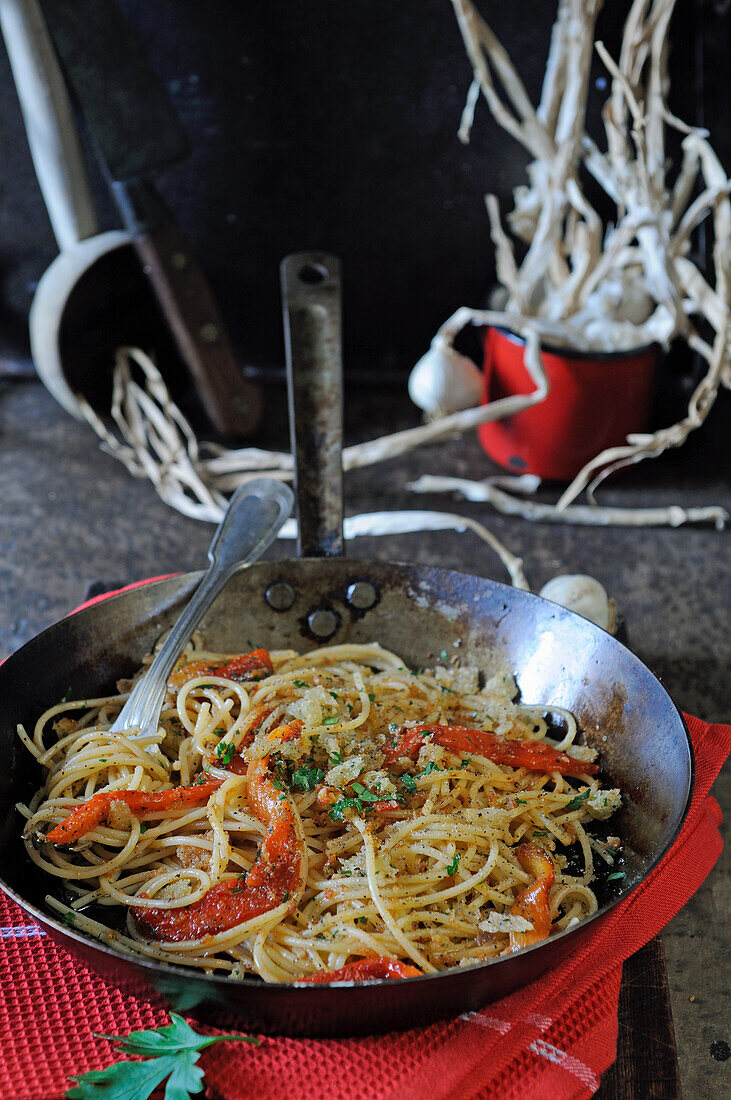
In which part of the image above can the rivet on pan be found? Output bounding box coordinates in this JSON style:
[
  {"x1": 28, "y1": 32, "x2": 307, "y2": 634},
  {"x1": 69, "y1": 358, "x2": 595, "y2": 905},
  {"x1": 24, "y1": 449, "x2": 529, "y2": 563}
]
[
  {"x1": 265, "y1": 581, "x2": 296, "y2": 611},
  {"x1": 346, "y1": 581, "x2": 378, "y2": 610},
  {"x1": 307, "y1": 607, "x2": 339, "y2": 639}
]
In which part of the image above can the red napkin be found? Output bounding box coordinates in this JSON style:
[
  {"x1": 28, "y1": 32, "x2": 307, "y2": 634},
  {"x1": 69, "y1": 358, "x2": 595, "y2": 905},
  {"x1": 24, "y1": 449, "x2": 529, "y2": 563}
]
[{"x1": 1, "y1": 581, "x2": 728, "y2": 1100}]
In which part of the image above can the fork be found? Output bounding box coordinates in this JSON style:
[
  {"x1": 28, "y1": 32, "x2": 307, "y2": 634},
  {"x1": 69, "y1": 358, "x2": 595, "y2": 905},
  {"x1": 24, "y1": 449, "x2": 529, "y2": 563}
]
[{"x1": 109, "y1": 477, "x2": 293, "y2": 740}]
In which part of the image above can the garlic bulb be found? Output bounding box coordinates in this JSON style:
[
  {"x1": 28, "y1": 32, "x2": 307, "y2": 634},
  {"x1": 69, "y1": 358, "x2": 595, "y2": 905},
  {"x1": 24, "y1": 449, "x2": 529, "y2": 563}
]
[
  {"x1": 408, "y1": 340, "x2": 483, "y2": 416},
  {"x1": 539, "y1": 574, "x2": 612, "y2": 631}
]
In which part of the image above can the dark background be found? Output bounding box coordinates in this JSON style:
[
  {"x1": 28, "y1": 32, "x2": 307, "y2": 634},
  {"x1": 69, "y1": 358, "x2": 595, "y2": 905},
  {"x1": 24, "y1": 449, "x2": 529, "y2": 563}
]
[{"x1": 0, "y1": 0, "x2": 728, "y2": 382}]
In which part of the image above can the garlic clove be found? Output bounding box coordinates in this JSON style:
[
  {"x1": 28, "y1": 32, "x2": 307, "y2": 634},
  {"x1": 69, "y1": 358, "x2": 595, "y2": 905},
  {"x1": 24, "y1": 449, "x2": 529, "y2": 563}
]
[
  {"x1": 539, "y1": 574, "x2": 612, "y2": 631},
  {"x1": 408, "y1": 342, "x2": 483, "y2": 416}
]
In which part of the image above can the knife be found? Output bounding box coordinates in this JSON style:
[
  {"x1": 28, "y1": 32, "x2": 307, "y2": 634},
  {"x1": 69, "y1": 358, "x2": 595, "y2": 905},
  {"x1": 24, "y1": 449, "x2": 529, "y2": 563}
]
[{"x1": 39, "y1": 0, "x2": 262, "y2": 437}]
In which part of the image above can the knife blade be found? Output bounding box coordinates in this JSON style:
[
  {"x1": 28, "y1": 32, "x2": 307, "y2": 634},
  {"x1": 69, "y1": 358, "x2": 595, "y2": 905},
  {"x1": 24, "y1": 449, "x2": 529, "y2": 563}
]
[{"x1": 39, "y1": 0, "x2": 262, "y2": 437}]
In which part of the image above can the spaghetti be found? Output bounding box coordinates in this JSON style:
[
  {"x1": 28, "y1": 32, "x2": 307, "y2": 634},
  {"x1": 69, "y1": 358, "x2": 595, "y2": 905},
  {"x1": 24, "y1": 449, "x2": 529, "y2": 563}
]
[{"x1": 17, "y1": 641, "x2": 622, "y2": 982}]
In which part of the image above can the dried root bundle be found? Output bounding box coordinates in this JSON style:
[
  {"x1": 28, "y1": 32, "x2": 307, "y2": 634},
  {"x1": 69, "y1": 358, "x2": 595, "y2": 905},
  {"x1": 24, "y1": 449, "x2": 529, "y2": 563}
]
[{"x1": 416, "y1": 0, "x2": 729, "y2": 512}]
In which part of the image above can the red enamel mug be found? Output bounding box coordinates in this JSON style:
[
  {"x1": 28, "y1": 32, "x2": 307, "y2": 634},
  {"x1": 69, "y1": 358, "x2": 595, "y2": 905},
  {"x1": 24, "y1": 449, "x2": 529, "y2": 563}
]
[{"x1": 478, "y1": 327, "x2": 659, "y2": 481}]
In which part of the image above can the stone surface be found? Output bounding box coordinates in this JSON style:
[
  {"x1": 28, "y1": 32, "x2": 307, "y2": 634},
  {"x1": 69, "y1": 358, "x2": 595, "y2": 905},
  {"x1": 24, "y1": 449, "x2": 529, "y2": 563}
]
[{"x1": 0, "y1": 377, "x2": 728, "y2": 1093}]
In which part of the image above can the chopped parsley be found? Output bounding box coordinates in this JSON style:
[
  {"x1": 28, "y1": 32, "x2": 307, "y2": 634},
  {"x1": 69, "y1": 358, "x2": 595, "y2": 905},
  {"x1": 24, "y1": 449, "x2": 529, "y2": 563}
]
[
  {"x1": 440, "y1": 650, "x2": 448, "y2": 660},
  {"x1": 440, "y1": 684, "x2": 456, "y2": 694},
  {"x1": 417, "y1": 761, "x2": 442, "y2": 777},
  {"x1": 446, "y1": 853, "x2": 460, "y2": 876},
  {"x1": 328, "y1": 798, "x2": 358, "y2": 821},
  {"x1": 289, "y1": 763, "x2": 325, "y2": 792},
  {"x1": 283, "y1": 890, "x2": 290, "y2": 901},
  {"x1": 564, "y1": 789, "x2": 591, "y2": 812},
  {"x1": 329, "y1": 751, "x2": 343, "y2": 766},
  {"x1": 401, "y1": 774, "x2": 417, "y2": 794},
  {"x1": 606, "y1": 871, "x2": 625, "y2": 882},
  {"x1": 368, "y1": 693, "x2": 375, "y2": 702},
  {"x1": 328, "y1": 691, "x2": 339, "y2": 700},
  {"x1": 139, "y1": 824, "x2": 148, "y2": 835},
  {"x1": 60, "y1": 686, "x2": 73, "y2": 703},
  {"x1": 62, "y1": 911, "x2": 76, "y2": 927},
  {"x1": 351, "y1": 782, "x2": 381, "y2": 804},
  {"x1": 328, "y1": 781, "x2": 395, "y2": 821},
  {"x1": 323, "y1": 717, "x2": 339, "y2": 726},
  {"x1": 215, "y1": 741, "x2": 236, "y2": 766},
  {"x1": 293, "y1": 680, "x2": 309, "y2": 688}
]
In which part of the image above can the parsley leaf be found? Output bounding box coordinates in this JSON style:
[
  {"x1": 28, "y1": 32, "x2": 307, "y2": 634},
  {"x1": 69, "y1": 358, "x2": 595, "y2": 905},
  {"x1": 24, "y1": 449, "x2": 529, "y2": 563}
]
[
  {"x1": 606, "y1": 871, "x2": 625, "y2": 882},
  {"x1": 329, "y1": 751, "x2": 343, "y2": 766},
  {"x1": 323, "y1": 717, "x2": 339, "y2": 726},
  {"x1": 401, "y1": 774, "x2": 417, "y2": 794},
  {"x1": 65, "y1": 1013, "x2": 258, "y2": 1100},
  {"x1": 446, "y1": 853, "x2": 460, "y2": 876},
  {"x1": 564, "y1": 789, "x2": 591, "y2": 812},
  {"x1": 293, "y1": 680, "x2": 309, "y2": 688}
]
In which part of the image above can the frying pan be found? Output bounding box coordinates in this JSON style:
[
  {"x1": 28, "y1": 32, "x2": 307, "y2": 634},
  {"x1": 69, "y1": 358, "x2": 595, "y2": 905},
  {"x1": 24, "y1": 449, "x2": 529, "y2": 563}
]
[{"x1": 0, "y1": 254, "x2": 693, "y2": 1037}]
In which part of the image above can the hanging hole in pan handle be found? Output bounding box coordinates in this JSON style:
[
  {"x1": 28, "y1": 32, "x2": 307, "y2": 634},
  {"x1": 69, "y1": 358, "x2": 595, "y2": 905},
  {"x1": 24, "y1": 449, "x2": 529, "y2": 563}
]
[
  {"x1": 297, "y1": 261, "x2": 330, "y2": 285},
  {"x1": 281, "y1": 251, "x2": 344, "y2": 560}
]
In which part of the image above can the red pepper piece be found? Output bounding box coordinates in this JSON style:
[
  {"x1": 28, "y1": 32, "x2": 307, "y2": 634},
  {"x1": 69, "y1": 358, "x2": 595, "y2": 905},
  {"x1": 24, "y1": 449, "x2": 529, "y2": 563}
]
[
  {"x1": 45, "y1": 780, "x2": 224, "y2": 845},
  {"x1": 169, "y1": 649, "x2": 273, "y2": 689},
  {"x1": 133, "y1": 756, "x2": 304, "y2": 942},
  {"x1": 300, "y1": 957, "x2": 422, "y2": 983},
  {"x1": 383, "y1": 724, "x2": 598, "y2": 779},
  {"x1": 214, "y1": 650, "x2": 273, "y2": 682},
  {"x1": 508, "y1": 842, "x2": 555, "y2": 952}
]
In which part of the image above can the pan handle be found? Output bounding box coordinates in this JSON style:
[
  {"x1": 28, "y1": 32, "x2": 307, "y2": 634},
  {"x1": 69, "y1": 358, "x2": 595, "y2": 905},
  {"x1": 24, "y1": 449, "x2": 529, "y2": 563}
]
[{"x1": 281, "y1": 252, "x2": 344, "y2": 558}]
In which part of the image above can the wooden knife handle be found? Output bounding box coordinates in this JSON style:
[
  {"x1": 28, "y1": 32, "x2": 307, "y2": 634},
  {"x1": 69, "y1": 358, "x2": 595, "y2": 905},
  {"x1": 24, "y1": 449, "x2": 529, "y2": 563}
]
[{"x1": 115, "y1": 180, "x2": 262, "y2": 437}]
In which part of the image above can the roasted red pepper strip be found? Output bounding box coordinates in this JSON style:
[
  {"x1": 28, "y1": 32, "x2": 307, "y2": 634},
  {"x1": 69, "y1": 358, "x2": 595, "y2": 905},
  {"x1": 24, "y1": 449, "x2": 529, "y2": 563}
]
[
  {"x1": 300, "y1": 957, "x2": 422, "y2": 983},
  {"x1": 383, "y1": 724, "x2": 598, "y2": 779},
  {"x1": 169, "y1": 649, "x2": 273, "y2": 690},
  {"x1": 45, "y1": 780, "x2": 224, "y2": 845},
  {"x1": 508, "y1": 842, "x2": 555, "y2": 952},
  {"x1": 133, "y1": 756, "x2": 304, "y2": 942}
]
